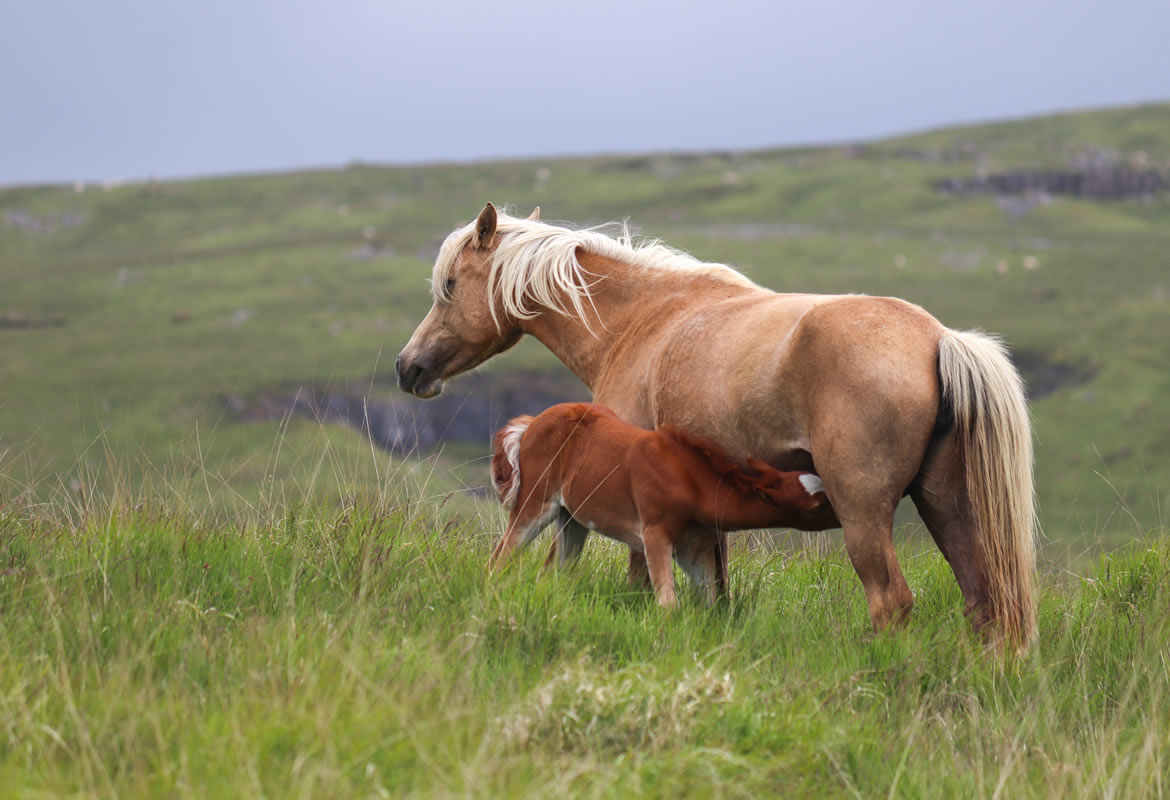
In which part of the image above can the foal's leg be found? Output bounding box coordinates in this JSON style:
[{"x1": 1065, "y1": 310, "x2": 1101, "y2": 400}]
[
  {"x1": 909, "y1": 433, "x2": 992, "y2": 631},
  {"x1": 490, "y1": 501, "x2": 561, "y2": 570},
  {"x1": 541, "y1": 516, "x2": 651, "y2": 593},
  {"x1": 626, "y1": 550, "x2": 653, "y2": 589},
  {"x1": 543, "y1": 507, "x2": 590, "y2": 570},
  {"x1": 641, "y1": 523, "x2": 678, "y2": 608}
]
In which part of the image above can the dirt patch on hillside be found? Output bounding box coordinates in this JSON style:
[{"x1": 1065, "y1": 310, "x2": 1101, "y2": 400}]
[
  {"x1": 1012, "y1": 351, "x2": 1097, "y2": 400},
  {"x1": 0, "y1": 311, "x2": 66, "y2": 330},
  {"x1": 220, "y1": 370, "x2": 590, "y2": 455},
  {"x1": 678, "y1": 222, "x2": 818, "y2": 241},
  {"x1": 2, "y1": 209, "x2": 87, "y2": 234}
]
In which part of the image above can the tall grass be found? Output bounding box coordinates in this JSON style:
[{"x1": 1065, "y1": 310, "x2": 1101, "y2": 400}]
[{"x1": 1, "y1": 459, "x2": 1167, "y2": 797}]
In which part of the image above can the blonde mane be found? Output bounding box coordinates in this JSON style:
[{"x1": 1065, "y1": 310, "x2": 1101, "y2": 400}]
[{"x1": 431, "y1": 210, "x2": 757, "y2": 328}]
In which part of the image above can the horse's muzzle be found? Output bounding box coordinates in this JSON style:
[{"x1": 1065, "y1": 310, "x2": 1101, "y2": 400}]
[{"x1": 395, "y1": 353, "x2": 443, "y2": 398}]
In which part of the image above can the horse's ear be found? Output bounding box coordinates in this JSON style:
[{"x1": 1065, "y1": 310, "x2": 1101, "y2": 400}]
[
  {"x1": 527, "y1": 206, "x2": 541, "y2": 222},
  {"x1": 473, "y1": 202, "x2": 498, "y2": 248}
]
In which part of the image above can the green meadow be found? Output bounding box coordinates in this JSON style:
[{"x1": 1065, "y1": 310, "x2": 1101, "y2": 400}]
[
  {"x1": 2, "y1": 103, "x2": 1170, "y2": 795},
  {"x1": 1, "y1": 493, "x2": 1168, "y2": 797}
]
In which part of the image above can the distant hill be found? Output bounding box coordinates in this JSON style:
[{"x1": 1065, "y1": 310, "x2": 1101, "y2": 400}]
[{"x1": 2, "y1": 102, "x2": 1168, "y2": 553}]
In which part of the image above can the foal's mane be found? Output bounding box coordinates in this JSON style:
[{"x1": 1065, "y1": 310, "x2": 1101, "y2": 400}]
[
  {"x1": 432, "y1": 209, "x2": 757, "y2": 328},
  {"x1": 660, "y1": 427, "x2": 792, "y2": 505}
]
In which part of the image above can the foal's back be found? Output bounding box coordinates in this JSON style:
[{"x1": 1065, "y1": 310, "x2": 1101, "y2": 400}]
[{"x1": 539, "y1": 404, "x2": 743, "y2": 530}]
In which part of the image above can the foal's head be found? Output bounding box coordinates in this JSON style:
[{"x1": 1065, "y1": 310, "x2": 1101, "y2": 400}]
[
  {"x1": 396, "y1": 203, "x2": 533, "y2": 398},
  {"x1": 745, "y1": 458, "x2": 829, "y2": 514}
]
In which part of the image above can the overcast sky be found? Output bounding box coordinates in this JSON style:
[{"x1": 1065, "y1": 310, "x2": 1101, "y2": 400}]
[{"x1": 1, "y1": 0, "x2": 1167, "y2": 186}]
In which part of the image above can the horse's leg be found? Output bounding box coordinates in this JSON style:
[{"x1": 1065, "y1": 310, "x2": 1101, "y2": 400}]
[
  {"x1": 543, "y1": 507, "x2": 590, "y2": 570},
  {"x1": 715, "y1": 531, "x2": 729, "y2": 596},
  {"x1": 641, "y1": 523, "x2": 678, "y2": 608},
  {"x1": 839, "y1": 510, "x2": 914, "y2": 630},
  {"x1": 809, "y1": 388, "x2": 933, "y2": 630},
  {"x1": 672, "y1": 527, "x2": 723, "y2": 604},
  {"x1": 672, "y1": 533, "x2": 710, "y2": 602},
  {"x1": 909, "y1": 433, "x2": 992, "y2": 631},
  {"x1": 821, "y1": 468, "x2": 915, "y2": 629}
]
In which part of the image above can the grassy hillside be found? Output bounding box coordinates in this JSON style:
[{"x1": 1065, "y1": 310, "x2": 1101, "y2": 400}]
[
  {"x1": 1, "y1": 496, "x2": 1168, "y2": 796},
  {"x1": 2, "y1": 102, "x2": 1169, "y2": 550}
]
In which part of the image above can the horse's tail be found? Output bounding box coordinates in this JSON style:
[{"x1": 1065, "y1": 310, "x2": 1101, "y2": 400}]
[
  {"x1": 938, "y1": 329, "x2": 1037, "y2": 651},
  {"x1": 491, "y1": 415, "x2": 534, "y2": 509}
]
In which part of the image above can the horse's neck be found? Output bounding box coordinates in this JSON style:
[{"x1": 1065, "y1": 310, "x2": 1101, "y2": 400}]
[
  {"x1": 517, "y1": 254, "x2": 647, "y2": 389},
  {"x1": 520, "y1": 311, "x2": 612, "y2": 388},
  {"x1": 518, "y1": 252, "x2": 737, "y2": 392}
]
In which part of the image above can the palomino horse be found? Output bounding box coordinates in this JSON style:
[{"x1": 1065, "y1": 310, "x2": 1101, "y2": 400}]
[
  {"x1": 488, "y1": 402, "x2": 834, "y2": 606},
  {"x1": 397, "y1": 203, "x2": 1037, "y2": 649}
]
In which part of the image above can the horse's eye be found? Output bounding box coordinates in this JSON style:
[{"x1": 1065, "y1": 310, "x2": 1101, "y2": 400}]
[{"x1": 445, "y1": 278, "x2": 456, "y2": 294}]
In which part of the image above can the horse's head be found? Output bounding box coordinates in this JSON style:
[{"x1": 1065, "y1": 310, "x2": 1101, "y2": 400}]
[{"x1": 395, "y1": 203, "x2": 537, "y2": 398}]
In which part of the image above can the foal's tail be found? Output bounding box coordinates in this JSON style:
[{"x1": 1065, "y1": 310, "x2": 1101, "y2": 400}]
[
  {"x1": 491, "y1": 415, "x2": 534, "y2": 510},
  {"x1": 938, "y1": 330, "x2": 1037, "y2": 651}
]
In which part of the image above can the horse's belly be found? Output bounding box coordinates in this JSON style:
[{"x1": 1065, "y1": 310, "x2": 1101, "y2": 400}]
[
  {"x1": 562, "y1": 477, "x2": 640, "y2": 544},
  {"x1": 592, "y1": 525, "x2": 645, "y2": 552}
]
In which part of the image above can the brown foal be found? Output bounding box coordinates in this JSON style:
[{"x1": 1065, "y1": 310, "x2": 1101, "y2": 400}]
[{"x1": 488, "y1": 403, "x2": 835, "y2": 606}]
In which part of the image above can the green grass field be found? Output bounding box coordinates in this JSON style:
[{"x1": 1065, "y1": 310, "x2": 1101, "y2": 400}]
[
  {"x1": 2, "y1": 485, "x2": 1168, "y2": 797},
  {"x1": 2, "y1": 102, "x2": 1170, "y2": 551}
]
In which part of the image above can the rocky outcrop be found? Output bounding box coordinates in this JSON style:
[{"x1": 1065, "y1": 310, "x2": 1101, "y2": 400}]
[
  {"x1": 220, "y1": 370, "x2": 590, "y2": 455},
  {"x1": 934, "y1": 168, "x2": 1166, "y2": 200}
]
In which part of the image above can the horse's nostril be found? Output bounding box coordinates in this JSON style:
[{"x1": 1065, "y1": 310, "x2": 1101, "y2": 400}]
[{"x1": 398, "y1": 363, "x2": 424, "y2": 392}]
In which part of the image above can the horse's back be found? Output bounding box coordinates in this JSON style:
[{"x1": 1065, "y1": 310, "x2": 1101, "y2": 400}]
[{"x1": 643, "y1": 291, "x2": 942, "y2": 458}]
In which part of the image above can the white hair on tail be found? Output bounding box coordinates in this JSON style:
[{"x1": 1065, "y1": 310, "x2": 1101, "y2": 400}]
[
  {"x1": 494, "y1": 417, "x2": 530, "y2": 510},
  {"x1": 431, "y1": 209, "x2": 757, "y2": 331},
  {"x1": 938, "y1": 328, "x2": 1037, "y2": 650}
]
